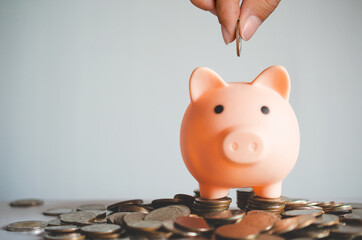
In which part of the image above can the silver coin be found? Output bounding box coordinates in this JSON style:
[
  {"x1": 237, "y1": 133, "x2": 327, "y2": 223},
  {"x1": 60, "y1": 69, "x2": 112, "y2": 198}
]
[
  {"x1": 77, "y1": 204, "x2": 106, "y2": 211},
  {"x1": 127, "y1": 220, "x2": 162, "y2": 232},
  {"x1": 145, "y1": 205, "x2": 184, "y2": 222},
  {"x1": 80, "y1": 223, "x2": 121, "y2": 234},
  {"x1": 60, "y1": 211, "x2": 97, "y2": 224},
  {"x1": 44, "y1": 208, "x2": 75, "y2": 216},
  {"x1": 124, "y1": 212, "x2": 146, "y2": 227}
]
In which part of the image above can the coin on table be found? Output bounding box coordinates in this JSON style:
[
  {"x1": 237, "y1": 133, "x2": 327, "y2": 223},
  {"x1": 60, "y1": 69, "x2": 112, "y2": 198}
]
[
  {"x1": 174, "y1": 216, "x2": 213, "y2": 232},
  {"x1": 145, "y1": 205, "x2": 186, "y2": 222},
  {"x1": 107, "y1": 199, "x2": 143, "y2": 211},
  {"x1": 45, "y1": 225, "x2": 79, "y2": 233},
  {"x1": 48, "y1": 219, "x2": 65, "y2": 226},
  {"x1": 151, "y1": 198, "x2": 185, "y2": 208},
  {"x1": 117, "y1": 205, "x2": 150, "y2": 214},
  {"x1": 7, "y1": 220, "x2": 48, "y2": 232},
  {"x1": 44, "y1": 208, "x2": 75, "y2": 216},
  {"x1": 44, "y1": 233, "x2": 86, "y2": 240},
  {"x1": 340, "y1": 211, "x2": 362, "y2": 224},
  {"x1": 60, "y1": 211, "x2": 97, "y2": 224},
  {"x1": 77, "y1": 204, "x2": 106, "y2": 211},
  {"x1": 123, "y1": 212, "x2": 146, "y2": 227},
  {"x1": 216, "y1": 222, "x2": 260, "y2": 240},
  {"x1": 194, "y1": 197, "x2": 232, "y2": 205},
  {"x1": 242, "y1": 210, "x2": 277, "y2": 232},
  {"x1": 107, "y1": 212, "x2": 131, "y2": 225},
  {"x1": 204, "y1": 209, "x2": 245, "y2": 224},
  {"x1": 257, "y1": 234, "x2": 285, "y2": 240},
  {"x1": 270, "y1": 217, "x2": 299, "y2": 235},
  {"x1": 291, "y1": 227, "x2": 330, "y2": 238},
  {"x1": 346, "y1": 202, "x2": 362, "y2": 209},
  {"x1": 283, "y1": 209, "x2": 323, "y2": 217},
  {"x1": 127, "y1": 220, "x2": 162, "y2": 232},
  {"x1": 331, "y1": 225, "x2": 362, "y2": 238},
  {"x1": 80, "y1": 224, "x2": 120, "y2": 235},
  {"x1": 326, "y1": 204, "x2": 353, "y2": 214},
  {"x1": 10, "y1": 199, "x2": 44, "y2": 207},
  {"x1": 163, "y1": 220, "x2": 200, "y2": 237},
  {"x1": 294, "y1": 214, "x2": 316, "y2": 229},
  {"x1": 235, "y1": 19, "x2": 241, "y2": 57},
  {"x1": 312, "y1": 214, "x2": 339, "y2": 227}
]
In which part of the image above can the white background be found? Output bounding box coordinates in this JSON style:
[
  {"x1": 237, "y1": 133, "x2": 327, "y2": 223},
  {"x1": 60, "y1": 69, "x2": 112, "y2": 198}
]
[{"x1": 0, "y1": 0, "x2": 361, "y2": 201}]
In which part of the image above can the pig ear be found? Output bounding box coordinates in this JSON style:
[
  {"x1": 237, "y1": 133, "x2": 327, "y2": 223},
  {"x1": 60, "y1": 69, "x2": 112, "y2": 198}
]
[
  {"x1": 252, "y1": 65, "x2": 291, "y2": 101},
  {"x1": 189, "y1": 67, "x2": 228, "y2": 102}
]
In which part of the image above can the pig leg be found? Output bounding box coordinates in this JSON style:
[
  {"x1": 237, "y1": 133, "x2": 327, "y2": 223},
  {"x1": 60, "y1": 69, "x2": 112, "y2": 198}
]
[
  {"x1": 199, "y1": 183, "x2": 229, "y2": 199},
  {"x1": 253, "y1": 182, "x2": 282, "y2": 198}
]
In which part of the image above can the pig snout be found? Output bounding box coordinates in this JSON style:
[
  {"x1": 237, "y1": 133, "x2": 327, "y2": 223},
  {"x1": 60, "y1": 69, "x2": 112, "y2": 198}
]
[{"x1": 223, "y1": 130, "x2": 264, "y2": 164}]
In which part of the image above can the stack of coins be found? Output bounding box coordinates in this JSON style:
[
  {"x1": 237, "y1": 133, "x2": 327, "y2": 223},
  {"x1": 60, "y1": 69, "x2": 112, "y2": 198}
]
[
  {"x1": 236, "y1": 188, "x2": 254, "y2": 210},
  {"x1": 246, "y1": 195, "x2": 290, "y2": 214},
  {"x1": 192, "y1": 197, "x2": 232, "y2": 216}
]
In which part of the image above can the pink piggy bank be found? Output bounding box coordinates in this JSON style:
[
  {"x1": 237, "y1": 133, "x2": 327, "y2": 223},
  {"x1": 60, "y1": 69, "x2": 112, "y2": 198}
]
[{"x1": 180, "y1": 65, "x2": 300, "y2": 199}]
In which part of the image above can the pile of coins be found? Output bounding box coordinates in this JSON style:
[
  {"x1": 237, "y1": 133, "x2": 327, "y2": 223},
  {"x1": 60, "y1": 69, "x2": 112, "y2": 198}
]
[
  {"x1": 192, "y1": 197, "x2": 232, "y2": 216},
  {"x1": 6, "y1": 192, "x2": 362, "y2": 239},
  {"x1": 246, "y1": 195, "x2": 289, "y2": 214},
  {"x1": 236, "y1": 188, "x2": 255, "y2": 210}
]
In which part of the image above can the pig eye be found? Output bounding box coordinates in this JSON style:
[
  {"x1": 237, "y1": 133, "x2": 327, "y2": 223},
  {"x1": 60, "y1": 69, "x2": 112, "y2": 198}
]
[
  {"x1": 214, "y1": 105, "x2": 224, "y2": 114},
  {"x1": 261, "y1": 106, "x2": 269, "y2": 114}
]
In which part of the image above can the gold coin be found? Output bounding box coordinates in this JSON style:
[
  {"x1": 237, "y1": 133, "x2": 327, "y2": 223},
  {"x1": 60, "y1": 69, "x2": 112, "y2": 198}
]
[
  {"x1": 151, "y1": 198, "x2": 185, "y2": 208},
  {"x1": 117, "y1": 205, "x2": 150, "y2": 214},
  {"x1": 7, "y1": 220, "x2": 48, "y2": 232},
  {"x1": 107, "y1": 199, "x2": 143, "y2": 212},
  {"x1": 10, "y1": 199, "x2": 44, "y2": 207}
]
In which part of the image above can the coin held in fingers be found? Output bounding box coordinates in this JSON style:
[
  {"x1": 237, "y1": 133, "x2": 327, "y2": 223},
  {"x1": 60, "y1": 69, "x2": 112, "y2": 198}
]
[{"x1": 236, "y1": 20, "x2": 241, "y2": 57}]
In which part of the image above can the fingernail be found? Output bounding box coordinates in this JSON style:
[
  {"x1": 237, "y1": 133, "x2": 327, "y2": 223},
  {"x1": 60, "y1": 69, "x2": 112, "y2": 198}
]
[
  {"x1": 242, "y1": 15, "x2": 262, "y2": 41},
  {"x1": 221, "y1": 25, "x2": 231, "y2": 45}
]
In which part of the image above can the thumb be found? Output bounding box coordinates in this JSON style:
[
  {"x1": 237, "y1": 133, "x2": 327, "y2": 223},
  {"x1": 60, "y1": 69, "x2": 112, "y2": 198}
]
[{"x1": 239, "y1": 0, "x2": 281, "y2": 41}]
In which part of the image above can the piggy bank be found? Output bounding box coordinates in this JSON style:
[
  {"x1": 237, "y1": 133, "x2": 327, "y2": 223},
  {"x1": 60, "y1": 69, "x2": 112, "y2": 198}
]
[{"x1": 180, "y1": 65, "x2": 300, "y2": 199}]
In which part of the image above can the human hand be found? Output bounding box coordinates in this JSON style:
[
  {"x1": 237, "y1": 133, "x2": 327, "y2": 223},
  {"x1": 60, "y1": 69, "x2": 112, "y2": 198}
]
[{"x1": 191, "y1": 0, "x2": 280, "y2": 44}]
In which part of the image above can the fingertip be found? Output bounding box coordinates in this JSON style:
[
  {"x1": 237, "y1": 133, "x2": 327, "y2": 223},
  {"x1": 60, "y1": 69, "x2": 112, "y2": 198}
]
[{"x1": 241, "y1": 15, "x2": 262, "y2": 41}]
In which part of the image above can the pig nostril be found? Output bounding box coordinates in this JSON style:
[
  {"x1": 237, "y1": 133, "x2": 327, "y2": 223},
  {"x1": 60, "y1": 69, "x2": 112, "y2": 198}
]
[
  {"x1": 230, "y1": 142, "x2": 238, "y2": 151},
  {"x1": 249, "y1": 142, "x2": 257, "y2": 152}
]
